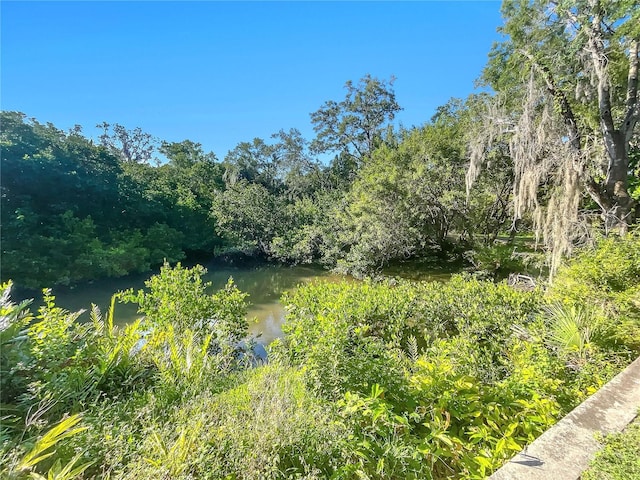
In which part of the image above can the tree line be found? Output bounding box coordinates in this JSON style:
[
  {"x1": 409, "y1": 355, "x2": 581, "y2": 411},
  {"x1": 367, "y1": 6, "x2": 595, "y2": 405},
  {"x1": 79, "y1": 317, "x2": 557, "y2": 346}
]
[
  {"x1": 0, "y1": 82, "x2": 513, "y2": 288},
  {"x1": 2, "y1": 0, "x2": 638, "y2": 289}
]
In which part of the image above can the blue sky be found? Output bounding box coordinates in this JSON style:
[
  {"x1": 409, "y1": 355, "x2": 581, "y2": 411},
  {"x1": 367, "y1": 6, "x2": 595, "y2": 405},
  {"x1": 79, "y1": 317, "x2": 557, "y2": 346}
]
[{"x1": 1, "y1": 1, "x2": 504, "y2": 160}]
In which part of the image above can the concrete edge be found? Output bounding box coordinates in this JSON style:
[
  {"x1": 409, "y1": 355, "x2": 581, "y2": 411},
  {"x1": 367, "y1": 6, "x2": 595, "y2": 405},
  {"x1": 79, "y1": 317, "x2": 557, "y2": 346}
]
[{"x1": 489, "y1": 355, "x2": 640, "y2": 480}]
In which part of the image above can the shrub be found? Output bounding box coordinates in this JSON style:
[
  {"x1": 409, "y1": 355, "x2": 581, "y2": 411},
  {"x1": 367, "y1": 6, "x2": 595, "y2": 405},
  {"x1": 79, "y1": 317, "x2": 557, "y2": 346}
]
[
  {"x1": 582, "y1": 414, "x2": 640, "y2": 480},
  {"x1": 120, "y1": 363, "x2": 345, "y2": 480},
  {"x1": 282, "y1": 275, "x2": 543, "y2": 399},
  {"x1": 548, "y1": 233, "x2": 640, "y2": 356}
]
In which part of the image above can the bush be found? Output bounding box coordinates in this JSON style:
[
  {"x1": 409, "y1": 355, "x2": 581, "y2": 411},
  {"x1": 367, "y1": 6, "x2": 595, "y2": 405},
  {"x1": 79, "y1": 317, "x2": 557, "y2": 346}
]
[
  {"x1": 549, "y1": 233, "x2": 640, "y2": 355},
  {"x1": 2, "y1": 234, "x2": 638, "y2": 479},
  {"x1": 0, "y1": 265, "x2": 255, "y2": 478},
  {"x1": 119, "y1": 363, "x2": 345, "y2": 480},
  {"x1": 581, "y1": 414, "x2": 640, "y2": 480},
  {"x1": 282, "y1": 275, "x2": 543, "y2": 398}
]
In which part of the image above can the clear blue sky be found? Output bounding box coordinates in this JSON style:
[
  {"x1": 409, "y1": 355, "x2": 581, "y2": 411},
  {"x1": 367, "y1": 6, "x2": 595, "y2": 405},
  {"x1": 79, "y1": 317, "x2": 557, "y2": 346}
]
[{"x1": 1, "y1": 1, "x2": 504, "y2": 160}]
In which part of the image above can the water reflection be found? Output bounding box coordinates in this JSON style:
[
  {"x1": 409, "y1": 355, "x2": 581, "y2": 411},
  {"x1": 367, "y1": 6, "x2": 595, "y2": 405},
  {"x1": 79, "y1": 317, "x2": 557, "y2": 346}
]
[
  {"x1": 21, "y1": 262, "x2": 453, "y2": 345},
  {"x1": 35, "y1": 264, "x2": 345, "y2": 345}
]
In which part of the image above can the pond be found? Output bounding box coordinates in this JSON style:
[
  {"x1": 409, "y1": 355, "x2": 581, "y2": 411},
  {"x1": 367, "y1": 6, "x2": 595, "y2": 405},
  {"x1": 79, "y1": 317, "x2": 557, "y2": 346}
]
[{"x1": 20, "y1": 261, "x2": 455, "y2": 345}]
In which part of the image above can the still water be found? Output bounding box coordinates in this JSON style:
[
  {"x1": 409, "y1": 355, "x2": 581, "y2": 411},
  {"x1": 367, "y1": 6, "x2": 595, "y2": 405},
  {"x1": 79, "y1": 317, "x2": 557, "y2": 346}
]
[{"x1": 26, "y1": 262, "x2": 453, "y2": 345}]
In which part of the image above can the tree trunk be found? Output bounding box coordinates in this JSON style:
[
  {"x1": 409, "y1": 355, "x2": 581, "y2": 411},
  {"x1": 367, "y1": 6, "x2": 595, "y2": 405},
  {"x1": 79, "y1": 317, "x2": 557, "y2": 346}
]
[
  {"x1": 587, "y1": 5, "x2": 638, "y2": 233},
  {"x1": 602, "y1": 132, "x2": 636, "y2": 232}
]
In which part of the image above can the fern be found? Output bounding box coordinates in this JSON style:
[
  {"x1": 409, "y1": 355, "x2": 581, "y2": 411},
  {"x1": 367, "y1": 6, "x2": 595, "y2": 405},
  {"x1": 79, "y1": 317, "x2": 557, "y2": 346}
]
[{"x1": 6, "y1": 414, "x2": 94, "y2": 479}]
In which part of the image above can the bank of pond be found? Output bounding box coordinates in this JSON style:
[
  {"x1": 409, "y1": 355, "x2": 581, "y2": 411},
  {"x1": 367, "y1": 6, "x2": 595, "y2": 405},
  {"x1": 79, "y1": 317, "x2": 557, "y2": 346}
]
[
  {"x1": 1, "y1": 234, "x2": 639, "y2": 479},
  {"x1": 15, "y1": 258, "x2": 459, "y2": 346}
]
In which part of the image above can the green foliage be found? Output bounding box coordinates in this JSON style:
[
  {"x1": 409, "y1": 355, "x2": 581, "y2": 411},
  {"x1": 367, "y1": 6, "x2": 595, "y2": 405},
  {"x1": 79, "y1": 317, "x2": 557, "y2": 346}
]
[
  {"x1": 582, "y1": 415, "x2": 640, "y2": 480},
  {"x1": 269, "y1": 196, "x2": 329, "y2": 265},
  {"x1": 545, "y1": 303, "x2": 598, "y2": 361},
  {"x1": 0, "y1": 286, "x2": 135, "y2": 469},
  {"x1": 3, "y1": 86, "x2": 517, "y2": 288},
  {"x1": 2, "y1": 92, "x2": 639, "y2": 479},
  {"x1": 86, "y1": 301, "x2": 149, "y2": 397},
  {"x1": 153, "y1": 140, "x2": 224, "y2": 253},
  {"x1": 282, "y1": 275, "x2": 544, "y2": 403},
  {"x1": 551, "y1": 233, "x2": 640, "y2": 297},
  {"x1": 1, "y1": 112, "x2": 224, "y2": 289},
  {"x1": 282, "y1": 280, "x2": 422, "y2": 400},
  {"x1": 1, "y1": 289, "x2": 149, "y2": 423},
  {"x1": 463, "y1": 242, "x2": 540, "y2": 280},
  {"x1": 119, "y1": 363, "x2": 345, "y2": 480},
  {"x1": 1, "y1": 235, "x2": 638, "y2": 479},
  {"x1": 321, "y1": 97, "x2": 517, "y2": 277},
  {"x1": 118, "y1": 262, "x2": 251, "y2": 399},
  {"x1": 0, "y1": 265, "x2": 260, "y2": 478},
  {"x1": 119, "y1": 263, "x2": 249, "y2": 355},
  {"x1": 405, "y1": 342, "x2": 559, "y2": 479},
  {"x1": 281, "y1": 276, "x2": 553, "y2": 477},
  {"x1": 211, "y1": 180, "x2": 286, "y2": 256},
  {"x1": 334, "y1": 126, "x2": 468, "y2": 274},
  {"x1": 280, "y1": 236, "x2": 638, "y2": 478},
  {"x1": 0, "y1": 282, "x2": 33, "y2": 406},
  {"x1": 1, "y1": 414, "x2": 93, "y2": 480},
  {"x1": 145, "y1": 326, "x2": 214, "y2": 401},
  {"x1": 336, "y1": 384, "x2": 428, "y2": 479},
  {"x1": 479, "y1": 0, "x2": 639, "y2": 249},
  {"x1": 120, "y1": 262, "x2": 218, "y2": 331},
  {"x1": 310, "y1": 74, "x2": 401, "y2": 165},
  {"x1": 211, "y1": 177, "x2": 336, "y2": 266},
  {"x1": 549, "y1": 233, "x2": 640, "y2": 355}
]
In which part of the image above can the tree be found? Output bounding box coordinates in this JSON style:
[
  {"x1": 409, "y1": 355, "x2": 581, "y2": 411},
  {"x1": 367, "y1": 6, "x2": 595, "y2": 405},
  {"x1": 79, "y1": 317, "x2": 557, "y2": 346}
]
[
  {"x1": 222, "y1": 137, "x2": 278, "y2": 189},
  {"x1": 270, "y1": 129, "x2": 323, "y2": 199},
  {"x1": 469, "y1": 0, "x2": 639, "y2": 271},
  {"x1": 155, "y1": 140, "x2": 225, "y2": 253},
  {"x1": 98, "y1": 122, "x2": 157, "y2": 164},
  {"x1": 310, "y1": 74, "x2": 402, "y2": 167},
  {"x1": 211, "y1": 180, "x2": 286, "y2": 255},
  {"x1": 158, "y1": 140, "x2": 224, "y2": 209},
  {"x1": 331, "y1": 122, "x2": 471, "y2": 275},
  {"x1": 0, "y1": 112, "x2": 155, "y2": 287},
  {"x1": 222, "y1": 129, "x2": 323, "y2": 198},
  {"x1": 0, "y1": 112, "x2": 216, "y2": 287}
]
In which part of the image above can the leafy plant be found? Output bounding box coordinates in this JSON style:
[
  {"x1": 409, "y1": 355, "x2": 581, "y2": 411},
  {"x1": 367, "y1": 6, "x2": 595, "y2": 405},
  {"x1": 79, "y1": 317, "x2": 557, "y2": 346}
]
[
  {"x1": 0, "y1": 282, "x2": 33, "y2": 406},
  {"x1": 582, "y1": 414, "x2": 640, "y2": 480},
  {"x1": 119, "y1": 263, "x2": 249, "y2": 352},
  {"x1": 144, "y1": 326, "x2": 213, "y2": 400},
  {"x1": 3, "y1": 414, "x2": 92, "y2": 480},
  {"x1": 549, "y1": 233, "x2": 640, "y2": 356},
  {"x1": 545, "y1": 303, "x2": 598, "y2": 362}
]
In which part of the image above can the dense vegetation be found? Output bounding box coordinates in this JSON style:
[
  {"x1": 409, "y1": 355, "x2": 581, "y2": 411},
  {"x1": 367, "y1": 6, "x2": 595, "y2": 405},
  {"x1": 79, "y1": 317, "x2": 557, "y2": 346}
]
[
  {"x1": 3, "y1": 5, "x2": 639, "y2": 288},
  {"x1": 1, "y1": 0, "x2": 639, "y2": 477},
  {"x1": 1, "y1": 234, "x2": 638, "y2": 479},
  {"x1": 582, "y1": 413, "x2": 640, "y2": 480},
  {"x1": 2, "y1": 1, "x2": 638, "y2": 290},
  {"x1": 1, "y1": 88, "x2": 515, "y2": 290}
]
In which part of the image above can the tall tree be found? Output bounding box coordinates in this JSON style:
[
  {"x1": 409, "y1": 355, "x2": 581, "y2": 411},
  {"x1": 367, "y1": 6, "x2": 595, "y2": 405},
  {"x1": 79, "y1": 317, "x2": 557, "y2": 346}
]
[
  {"x1": 155, "y1": 140, "x2": 225, "y2": 253},
  {"x1": 310, "y1": 74, "x2": 402, "y2": 167},
  {"x1": 222, "y1": 129, "x2": 323, "y2": 197},
  {"x1": 211, "y1": 180, "x2": 286, "y2": 256},
  {"x1": 98, "y1": 122, "x2": 158, "y2": 164},
  {"x1": 222, "y1": 138, "x2": 279, "y2": 189},
  {"x1": 271, "y1": 129, "x2": 324, "y2": 199},
  {"x1": 469, "y1": 0, "x2": 639, "y2": 270}
]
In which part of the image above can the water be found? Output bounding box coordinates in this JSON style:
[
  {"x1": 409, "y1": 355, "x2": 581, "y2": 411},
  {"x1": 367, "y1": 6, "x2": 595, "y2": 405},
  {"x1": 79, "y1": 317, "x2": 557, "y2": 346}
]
[
  {"x1": 24, "y1": 263, "x2": 347, "y2": 345},
  {"x1": 18, "y1": 261, "x2": 455, "y2": 345}
]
